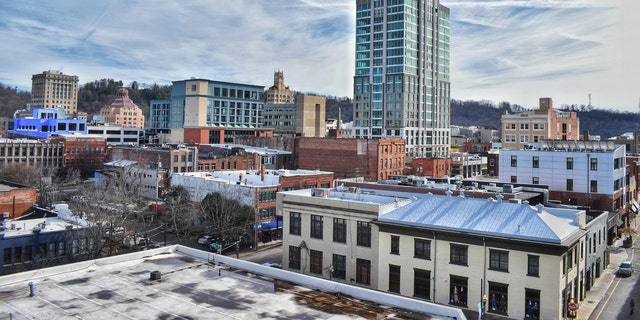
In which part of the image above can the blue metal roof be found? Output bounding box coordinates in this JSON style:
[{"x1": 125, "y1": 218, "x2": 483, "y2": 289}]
[{"x1": 378, "y1": 193, "x2": 580, "y2": 244}]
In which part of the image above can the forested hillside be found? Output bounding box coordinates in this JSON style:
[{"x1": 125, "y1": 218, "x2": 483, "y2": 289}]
[
  {"x1": 77, "y1": 79, "x2": 172, "y2": 118},
  {"x1": 0, "y1": 80, "x2": 637, "y2": 139},
  {"x1": 0, "y1": 84, "x2": 31, "y2": 118},
  {"x1": 450, "y1": 99, "x2": 640, "y2": 139}
]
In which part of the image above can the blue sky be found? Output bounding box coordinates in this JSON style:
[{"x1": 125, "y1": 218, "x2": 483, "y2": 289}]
[{"x1": 0, "y1": 0, "x2": 638, "y2": 112}]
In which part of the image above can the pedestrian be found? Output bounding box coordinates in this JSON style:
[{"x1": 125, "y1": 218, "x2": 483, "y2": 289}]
[{"x1": 631, "y1": 298, "x2": 636, "y2": 316}]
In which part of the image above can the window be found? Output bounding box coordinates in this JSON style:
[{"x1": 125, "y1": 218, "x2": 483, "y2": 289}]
[
  {"x1": 333, "y1": 218, "x2": 347, "y2": 243},
  {"x1": 489, "y1": 250, "x2": 509, "y2": 272},
  {"x1": 332, "y1": 254, "x2": 346, "y2": 279},
  {"x1": 414, "y1": 268, "x2": 431, "y2": 299},
  {"x1": 532, "y1": 177, "x2": 539, "y2": 184},
  {"x1": 566, "y1": 157, "x2": 573, "y2": 170},
  {"x1": 488, "y1": 282, "x2": 509, "y2": 314},
  {"x1": 525, "y1": 289, "x2": 540, "y2": 319},
  {"x1": 289, "y1": 212, "x2": 301, "y2": 235},
  {"x1": 520, "y1": 123, "x2": 529, "y2": 130},
  {"x1": 528, "y1": 255, "x2": 540, "y2": 276},
  {"x1": 311, "y1": 215, "x2": 323, "y2": 239},
  {"x1": 590, "y1": 157, "x2": 598, "y2": 171},
  {"x1": 310, "y1": 250, "x2": 323, "y2": 274},
  {"x1": 510, "y1": 176, "x2": 517, "y2": 183},
  {"x1": 590, "y1": 180, "x2": 598, "y2": 193},
  {"x1": 566, "y1": 179, "x2": 573, "y2": 191},
  {"x1": 532, "y1": 156, "x2": 539, "y2": 168},
  {"x1": 389, "y1": 265, "x2": 401, "y2": 293},
  {"x1": 13, "y1": 246, "x2": 22, "y2": 264},
  {"x1": 510, "y1": 155, "x2": 517, "y2": 167},
  {"x1": 391, "y1": 235, "x2": 400, "y2": 255},
  {"x1": 356, "y1": 259, "x2": 371, "y2": 285},
  {"x1": 3, "y1": 248, "x2": 10, "y2": 266},
  {"x1": 449, "y1": 276, "x2": 468, "y2": 307},
  {"x1": 414, "y1": 238, "x2": 431, "y2": 259},
  {"x1": 24, "y1": 245, "x2": 32, "y2": 262},
  {"x1": 450, "y1": 244, "x2": 468, "y2": 265},
  {"x1": 288, "y1": 246, "x2": 301, "y2": 270},
  {"x1": 357, "y1": 221, "x2": 371, "y2": 247}
]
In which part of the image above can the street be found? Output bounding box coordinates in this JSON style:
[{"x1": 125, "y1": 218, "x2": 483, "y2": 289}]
[{"x1": 591, "y1": 238, "x2": 639, "y2": 319}]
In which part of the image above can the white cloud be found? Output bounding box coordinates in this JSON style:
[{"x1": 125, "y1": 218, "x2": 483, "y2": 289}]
[{"x1": 0, "y1": 0, "x2": 637, "y2": 111}]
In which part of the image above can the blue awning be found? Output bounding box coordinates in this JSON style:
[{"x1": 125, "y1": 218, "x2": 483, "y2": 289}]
[{"x1": 256, "y1": 220, "x2": 282, "y2": 231}]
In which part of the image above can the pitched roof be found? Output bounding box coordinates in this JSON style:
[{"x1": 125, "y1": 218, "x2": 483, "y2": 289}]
[{"x1": 379, "y1": 193, "x2": 582, "y2": 244}]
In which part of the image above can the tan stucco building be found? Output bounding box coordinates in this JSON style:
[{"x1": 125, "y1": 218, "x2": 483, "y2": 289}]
[{"x1": 501, "y1": 97, "x2": 579, "y2": 150}]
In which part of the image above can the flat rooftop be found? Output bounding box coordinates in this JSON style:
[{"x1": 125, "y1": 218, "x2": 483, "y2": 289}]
[{"x1": 0, "y1": 245, "x2": 463, "y2": 320}]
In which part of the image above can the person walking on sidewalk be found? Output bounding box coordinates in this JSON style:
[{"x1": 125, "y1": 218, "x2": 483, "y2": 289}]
[{"x1": 631, "y1": 298, "x2": 636, "y2": 316}]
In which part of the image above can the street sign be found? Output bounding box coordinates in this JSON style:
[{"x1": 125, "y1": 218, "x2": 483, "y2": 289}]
[{"x1": 568, "y1": 302, "x2": 578, "y2": 312}]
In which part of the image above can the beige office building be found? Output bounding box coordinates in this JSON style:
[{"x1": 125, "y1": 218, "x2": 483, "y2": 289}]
[{"x1": 31, "y1": 70, "x2": 79, "y2": 116}]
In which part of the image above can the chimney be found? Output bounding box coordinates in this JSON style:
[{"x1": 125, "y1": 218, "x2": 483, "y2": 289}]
[
  {"x1": 583, "y1": 130, "x2": 590, "y2": 141},
  {"x1": 261, "y1": 165, "x2": 265, "y2": 182}
]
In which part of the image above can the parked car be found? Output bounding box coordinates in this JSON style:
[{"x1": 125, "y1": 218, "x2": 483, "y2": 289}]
[
  {"x1": 618, "y1": 261, "x2": 633, "y2": 277},
  {"x1": 198, "y1": 235, "x2": 214, "y2": 245},
  {"x1": 262, "y1": 262, "x2": 282, "y2": 269}
]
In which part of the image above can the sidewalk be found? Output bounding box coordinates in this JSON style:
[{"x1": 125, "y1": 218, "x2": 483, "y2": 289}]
[{"x1": 579, "y1": 235, "x2": 632, "y2": 319}]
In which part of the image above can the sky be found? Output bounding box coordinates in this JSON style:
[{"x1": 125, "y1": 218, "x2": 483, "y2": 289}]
[{"x1": 0, "y1": 0, "x2": 638, "y2": 112}]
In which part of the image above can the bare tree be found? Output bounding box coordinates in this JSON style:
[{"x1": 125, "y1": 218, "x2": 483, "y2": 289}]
[
  {"x1": 162, "y1": 185, "x2": 194, "y2": 239},
  {"x1": 67, "y1": 164, "x2": 150, "y2": 256},
  {"x1": 198, "y1": 191, "x2": 254, "y2": 248}
]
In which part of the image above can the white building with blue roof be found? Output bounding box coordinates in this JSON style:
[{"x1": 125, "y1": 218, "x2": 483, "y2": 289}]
[{"x1": 279, "y1": 187, "x2": 609, "y2": 320}]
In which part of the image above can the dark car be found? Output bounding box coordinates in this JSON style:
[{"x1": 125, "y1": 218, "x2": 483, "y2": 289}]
[{"x1": 618, "y1": 261, "x2": 633, "y2": 277}]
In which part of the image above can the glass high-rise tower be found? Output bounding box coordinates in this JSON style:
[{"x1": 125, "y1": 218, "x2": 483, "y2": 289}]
[{"x1": 352, "y1": 0, "x2": 450, "y2": 160}]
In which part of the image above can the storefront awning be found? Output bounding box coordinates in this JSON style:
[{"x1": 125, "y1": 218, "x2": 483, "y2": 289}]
[{"x1": 256, "y1": 220, "x2": 283, "y2": 231}]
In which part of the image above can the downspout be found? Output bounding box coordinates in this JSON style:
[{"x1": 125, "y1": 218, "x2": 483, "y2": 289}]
[
  {"x1": 433, "y1": 231, "x2": 437, "y2": 302},
  {"x1": 564, "y1": 252, "x2": 568, "y2": 320},
  {"x1": 483, "y1": 237, "x2": 487, "y2": 313}
]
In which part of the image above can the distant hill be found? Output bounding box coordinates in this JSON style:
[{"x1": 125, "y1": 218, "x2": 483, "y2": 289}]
[{"x1": 450, "y1": 99, "x2": 640, "y2": 139}]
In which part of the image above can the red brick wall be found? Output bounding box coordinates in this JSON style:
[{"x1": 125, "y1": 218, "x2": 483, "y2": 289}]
[
  {"x1": 412, "y1": 158, "x2": 451, "y2": 178},
  {"x1": 297, "y1": 138, "x2": 404, "y2": 181},
  {"x1": 279, "y1": 173, "x2": 335, "y2": 190},
  {"x1": 0, "y1": 187, "x2": 37, "y2": 218}
]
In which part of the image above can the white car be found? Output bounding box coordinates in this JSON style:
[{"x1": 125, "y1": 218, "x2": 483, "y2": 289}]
[{"x1": 198, "y1": 235, "x2": 214, "y2": 245}]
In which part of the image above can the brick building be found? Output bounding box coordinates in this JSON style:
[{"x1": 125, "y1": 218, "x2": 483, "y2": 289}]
[
  {"x1": 51, "y1": 134, "x2": 107, "y2": 176},
  {"x1": 295, "y1": 137, "x2": 405, "y2": 181},
  {"x1": 0, "y1": 181, "x2": 37, "y2": 219},
  {"x1": 411, "y1": 157, "x2": 450, "y2": 178},
  {"x1": 196, "y1": 144, "x2": 256, "y2": 172}
]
